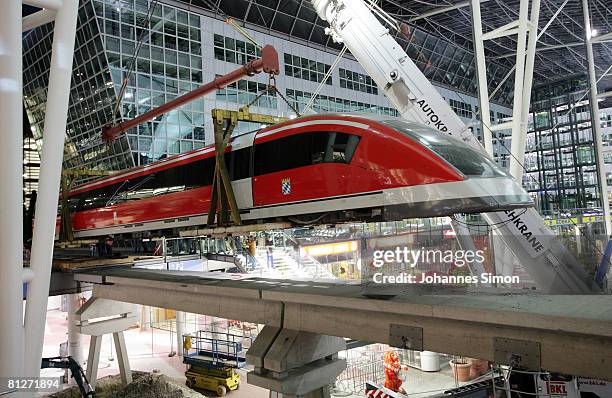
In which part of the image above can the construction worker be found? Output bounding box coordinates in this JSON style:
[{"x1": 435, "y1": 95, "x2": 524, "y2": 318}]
[
  {"x1": 266, "y1": 246, "x2": 274, "y2": 269},
  {"x1": 248, "y1": 237, "x2": 256, "y2": 256},
  {"x1": 384, "y1": 350, "x2": 408, "y2": 394}
]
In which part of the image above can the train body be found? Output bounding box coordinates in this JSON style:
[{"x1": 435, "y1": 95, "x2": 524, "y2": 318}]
[{"x1": 66, "y1": 114, "x2": 532, "y2": 238}]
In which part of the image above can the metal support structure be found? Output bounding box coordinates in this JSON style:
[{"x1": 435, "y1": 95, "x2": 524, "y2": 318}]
[
  {"x1": 514, "y1": 0, "x2": 541, "y2": 182},
  {"x1": 0, "y1": 0, "x2": 25, "y2": 381},
  {"x1": 582, "y1": 0, "x2": 612, "y2": 236},
  {"x1": 22, "y1": 9, "x2": 57, "y2": 32},
  {"x1": 591, "y1": 32, "x2": 612, "y2": 43},
  {"x1": 24, "y1": 0, "x2": 79, "y2": 378},
  {"x1": 23, "y1": 0, "x2": 62, "y2": 10},
  {"x1": 207, "y1": 108, "x2": 288, "y2": 227},
  {"x1": 470, "y1": 0, "x2": 540, "y2": 176},
  {"x1": 510, "y1": 0, "x2": 538, "y2": 181},
  {"x1": 470, "y1": 0, "x2": 493, "y2": 155},
  {"x1": 208, "y1": 110, "x2": 241, "y2": 226}
]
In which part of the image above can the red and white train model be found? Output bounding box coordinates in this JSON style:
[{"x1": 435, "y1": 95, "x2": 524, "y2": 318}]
[{"x1": 66, "y1": 114, "x2": 532, "y2": 238}]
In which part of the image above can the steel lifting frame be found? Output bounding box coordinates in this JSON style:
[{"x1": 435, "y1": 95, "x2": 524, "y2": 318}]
[
  {"x1": 1, "y1": 0, "x2": 78, "y2": 388},
  {"x1": 207, "y1": 108, "x2": 288, "y2": 227}
]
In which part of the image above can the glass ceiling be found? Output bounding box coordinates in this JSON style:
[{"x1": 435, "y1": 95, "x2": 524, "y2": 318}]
[{"x1": 174, "y1": 0, "x2": 612, "y2": 108}]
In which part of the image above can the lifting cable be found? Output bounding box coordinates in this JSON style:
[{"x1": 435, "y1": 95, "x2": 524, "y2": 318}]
[
  {"x1": 302, "y1": 45, "x2": 348, "y2": 115},
  {"x1": 111, "y1": 0, "x2": 160, "y2": 121},
  {"x1": 222, "y1": 17, "x2": 300, "y2": 116},
  {"x1": 243, "y1": 75, "x2": 302, "y2": 117}
]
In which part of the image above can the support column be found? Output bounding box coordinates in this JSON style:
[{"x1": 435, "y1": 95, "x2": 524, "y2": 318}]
[
  {"x1": 24, "y1": 0, "x2": 79, "y2": 377},
  {"x1": 112, "y1": 332, "x2": 132, "y2": 386},
  {"x1": 470, "y1": 0, "x2": 493, "y2": 155},
  {"x1": 76, "y1": 297, "x2": 136, "y2": 388},
  {"x1": 247, "y1": 326, "x2": 346, "y2": 398},
  {"x1": 0, "y1": 0, "x2": 24, "y2": 380},
  {"x1": 176, "y1": 311, "x2": 185, "y2": 357},
  {"x1": 509, "y1": 0, "x2": 530, "y2": 180},
  {"x1": 86, "y1": 336, "x2": 102, "y2": 389},
  {"x1": 519, "y1": 0, "x2": 541, "y2": 174},
  {"x1": 582, "y1": 0, "x2": 612, "y2": 236},
  {"x1": 67, "y1": 294, "x2": 83, "y2": 366}
]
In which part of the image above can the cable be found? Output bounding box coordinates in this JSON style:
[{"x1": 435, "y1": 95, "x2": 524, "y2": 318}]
[{"x1": 303, "y1": 46, "x2": 348, "y2": 114}]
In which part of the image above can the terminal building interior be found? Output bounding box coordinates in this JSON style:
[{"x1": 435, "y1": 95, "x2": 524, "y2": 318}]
[{"x1": 2, "y1": 0, "x2": 612, "y2": 397}]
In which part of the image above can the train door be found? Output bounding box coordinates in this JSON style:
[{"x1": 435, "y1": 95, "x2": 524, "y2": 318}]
[
  {"x1": 229, "y1": 132, "x2": 255, "y2": 209},
  {"x1": 226, "y1": 132, "x2": 255, "y2": 209}
]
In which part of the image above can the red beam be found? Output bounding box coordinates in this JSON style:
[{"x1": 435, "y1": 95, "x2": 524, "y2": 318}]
[{"x1": 102, "y1": 45, "x2": 280, "y2": 142}]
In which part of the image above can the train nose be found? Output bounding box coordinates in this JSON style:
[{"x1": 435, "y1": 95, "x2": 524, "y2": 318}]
[{"x1": 382, "y1": 176, "x2": 534, "y2": 219}]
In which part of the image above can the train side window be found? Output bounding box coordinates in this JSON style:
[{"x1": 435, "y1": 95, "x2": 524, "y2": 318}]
[
  {"x1": 254, "y1": 133, "x2": 314, "y2": 175},
  {"x1": 254, "y1": 132, "x2": 360, "y2": 176},
  {"x1": 324, "y1": 133, "x2": 360, "y2": 163}
]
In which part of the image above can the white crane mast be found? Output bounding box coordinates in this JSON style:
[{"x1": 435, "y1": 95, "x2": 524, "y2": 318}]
[{"x1": 312, "y1": 0, "x2": 600, "y2": 293}]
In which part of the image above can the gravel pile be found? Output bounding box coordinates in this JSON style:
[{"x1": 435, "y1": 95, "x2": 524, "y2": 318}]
[{"x1": 46, "y1": 372, "x2": 207, "y2": 398}]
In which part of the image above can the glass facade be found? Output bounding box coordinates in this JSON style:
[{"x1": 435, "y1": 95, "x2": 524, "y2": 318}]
[
  {"x1": 523, "y1": 77, "x2": 601, "y2": 212},
  {"x1": 23, "y1": 0, "x2": 131, "y2": 171},
  {"x1": 286, "y1": 89, "x2": 398, "y2": 116},
  {"x1": 216, "y1": 78, "x2": 277, "y2": 110},
  {"x1": 339, "y1": 68, "x2": 377, "y2": 95},
  {"x1": 449, "y1": 98, "x2": 473, "y2": 119},
  {"x1": 214, "y1": 34, "x2": 261, "y2": 65},
  {"x1": 284, "y1": 54, "x2": 332, "y2": 85},
  {"x1": 96, "y1": 0, "x2": 206, "y2": 166},
  {"x1": 401, "y1": 27, "x2": 514, "y2": 105}
]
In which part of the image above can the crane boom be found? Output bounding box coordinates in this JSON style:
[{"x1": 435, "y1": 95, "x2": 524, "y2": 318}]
[
  {"x1": 312, "y1": 0, "x2": 600, "y2": 293},
  {"x1": 101, "y1": 45, "x2": 280, "y2": 142}
]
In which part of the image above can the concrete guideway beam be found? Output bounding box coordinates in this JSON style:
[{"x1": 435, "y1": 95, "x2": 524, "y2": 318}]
[{"x1": 78, "y1": 269, "x2": 612, "y2": 380}]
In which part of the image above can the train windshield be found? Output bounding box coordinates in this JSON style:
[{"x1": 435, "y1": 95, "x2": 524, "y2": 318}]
[{"x1": 383, "y1": 120, "x2": 506, "y2": 178}]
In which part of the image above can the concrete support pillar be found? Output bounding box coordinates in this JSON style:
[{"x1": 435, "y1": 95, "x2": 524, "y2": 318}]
[
  {"x1": 113, "y1": 332, "x2": 132, "y2": 386},
  {"x1": 67, "y1": 293, "x2": 83, "y2": 366},
  {"x1": 176, "y1": 311, "x2": 185, "y2": 357},
  {"x1": 0, "y1": 0, "x2": 24, "y2": 380},
  {"x1": 247, "y1": 326, "x2": 346, "y2": 398},
  {"x1": 76, "y1": 297, "x2": 137, "y2": 389},
  {"x1": 86, "y1": 335, "x2": 102, "y2": 389}
]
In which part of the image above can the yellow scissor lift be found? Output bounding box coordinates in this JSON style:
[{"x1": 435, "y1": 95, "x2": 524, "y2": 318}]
[{"x1": 183, "y1": 330, "x2": 253, "y2": 396}]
